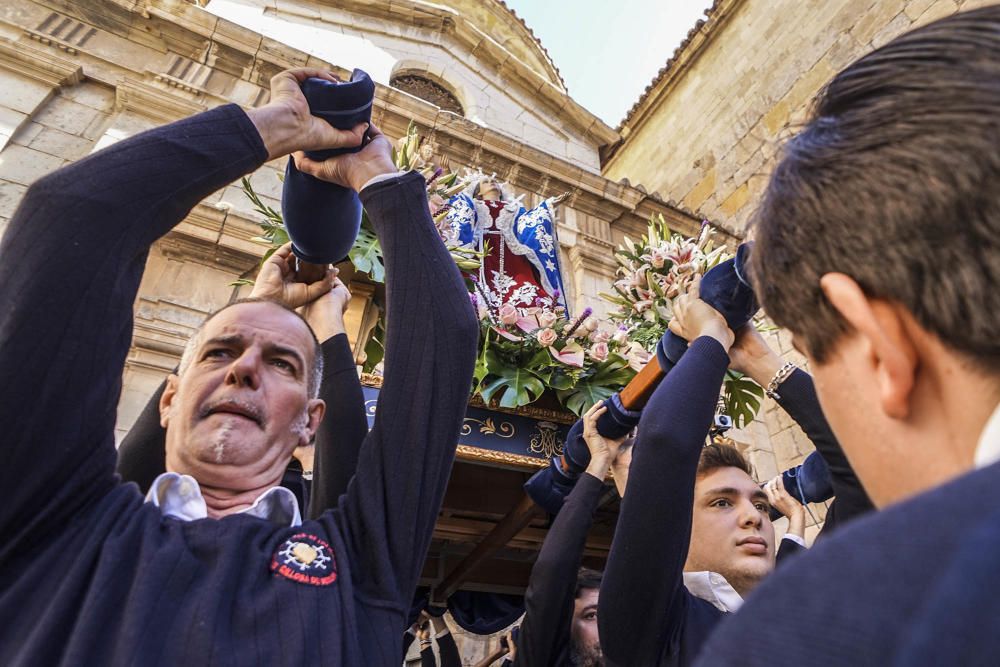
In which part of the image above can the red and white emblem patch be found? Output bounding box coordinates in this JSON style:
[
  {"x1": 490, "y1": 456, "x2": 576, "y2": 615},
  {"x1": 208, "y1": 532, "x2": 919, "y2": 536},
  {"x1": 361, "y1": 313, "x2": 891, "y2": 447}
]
[{"x1": 271, "y1": 533, "x2": 338, "y2": 586}]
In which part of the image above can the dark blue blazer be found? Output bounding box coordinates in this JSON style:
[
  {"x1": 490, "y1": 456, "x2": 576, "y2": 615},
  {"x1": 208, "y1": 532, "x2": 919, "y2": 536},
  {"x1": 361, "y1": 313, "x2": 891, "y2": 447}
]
[{"x1": 695, "y1": 460, "x2": 1000, "y2": 667}]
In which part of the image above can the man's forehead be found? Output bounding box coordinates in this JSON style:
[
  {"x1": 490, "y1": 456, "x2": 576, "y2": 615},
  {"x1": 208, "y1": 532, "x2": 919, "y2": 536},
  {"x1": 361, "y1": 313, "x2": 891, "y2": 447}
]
[
  {"x1": 202, "y1": 302, "x2": 315, "y2": 352},
  {"x1": 696, "y1": 466, "x2": 761, "y2": 495}
]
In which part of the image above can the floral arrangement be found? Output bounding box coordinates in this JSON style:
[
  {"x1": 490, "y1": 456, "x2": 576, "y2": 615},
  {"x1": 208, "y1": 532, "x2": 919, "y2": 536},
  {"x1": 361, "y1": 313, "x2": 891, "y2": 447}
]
[
  {"x1": 240, "y1": 122, "x2": 641, "y2": 417},
  {"x1": 470, "y1": 296, "x2": 640, "y2": 415},
  {"x1": 600, "y1": 213, "x2": 766, "y2": 427}
]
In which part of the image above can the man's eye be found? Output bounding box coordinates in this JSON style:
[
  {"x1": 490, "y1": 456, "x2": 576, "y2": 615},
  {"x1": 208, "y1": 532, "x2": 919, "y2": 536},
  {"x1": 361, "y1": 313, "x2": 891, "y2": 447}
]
[
  {"x1": 204, "y1": 348, "x2": 231, "y2": 359},
  {"x1": 711, "y1": 499, "x2": 732, "y2": 508},
  {"x1": 755, "y1": 502, "x2": 771, "y2": 512},
  {"x1": 271, "y1": 358, "x2": 294, "y2": 372},
  {"x1": 584, "y1": 612, "x2": 597, "y2": 621}
]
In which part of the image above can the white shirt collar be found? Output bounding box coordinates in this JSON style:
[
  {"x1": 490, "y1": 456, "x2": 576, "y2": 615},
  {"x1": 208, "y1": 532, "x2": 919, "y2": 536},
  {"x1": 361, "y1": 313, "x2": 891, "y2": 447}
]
[
  {"x1": 145, "y1": 472, "x2": 302, "y2": 527},
  {"x1": 974, "y1": 402, "x2": 1000, "y2": 469},
  {"x1": 683, "y1": 571, "x2": 743, "y2": 613}
]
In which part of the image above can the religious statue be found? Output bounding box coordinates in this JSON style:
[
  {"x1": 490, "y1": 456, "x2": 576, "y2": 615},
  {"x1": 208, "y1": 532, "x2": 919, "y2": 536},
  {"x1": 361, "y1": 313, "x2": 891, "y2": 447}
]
[{"x1": 442, "y1": 174, "x2": 569, "y2": 313}]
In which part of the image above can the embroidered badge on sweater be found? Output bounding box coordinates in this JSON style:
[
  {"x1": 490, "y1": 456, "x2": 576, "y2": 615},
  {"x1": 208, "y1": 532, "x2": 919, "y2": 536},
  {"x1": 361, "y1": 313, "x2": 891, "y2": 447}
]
[{"x1": 271, "y1": 533, "x2": 338, "y2": 586}]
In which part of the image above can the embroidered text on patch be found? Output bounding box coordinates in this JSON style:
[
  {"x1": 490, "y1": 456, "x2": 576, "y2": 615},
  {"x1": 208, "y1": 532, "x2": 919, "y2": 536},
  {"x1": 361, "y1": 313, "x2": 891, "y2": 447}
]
[{"x1": 271, "y1": 533, "x2": 338, "y2": 586}]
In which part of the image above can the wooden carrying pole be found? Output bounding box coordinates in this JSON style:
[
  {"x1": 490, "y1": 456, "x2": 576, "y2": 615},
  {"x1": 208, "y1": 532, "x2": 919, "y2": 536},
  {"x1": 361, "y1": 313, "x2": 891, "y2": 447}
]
[{"x1": 618, "y1": 356, "x2": 665, "y2": 411}]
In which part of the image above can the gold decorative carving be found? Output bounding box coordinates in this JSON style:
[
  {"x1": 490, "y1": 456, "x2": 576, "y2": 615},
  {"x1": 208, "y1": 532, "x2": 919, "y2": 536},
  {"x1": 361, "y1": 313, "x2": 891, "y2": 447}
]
[
  {"x1": 461, "y1": 417, "x2": 515, "y2": 438},
  {"x1": 528, "y1": 421, "x2": 564, "y2": 459},
  {"x1": 455, "y1": 445, "x2": 547, "y2": 469}
]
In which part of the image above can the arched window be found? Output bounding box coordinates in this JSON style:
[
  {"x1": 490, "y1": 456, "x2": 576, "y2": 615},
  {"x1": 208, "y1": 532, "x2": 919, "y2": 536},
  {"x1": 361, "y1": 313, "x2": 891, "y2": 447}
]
[{"x1": 390, "y1": 73, "x2": 464, "y2": 116}]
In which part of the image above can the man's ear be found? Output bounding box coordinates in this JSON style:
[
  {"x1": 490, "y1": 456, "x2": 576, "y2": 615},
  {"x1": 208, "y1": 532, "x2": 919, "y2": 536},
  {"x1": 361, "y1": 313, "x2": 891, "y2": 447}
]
[
  {"x1": 299, "y1": 399, "x2": 326, "y2": 448},
  {"x1": 820, "y1": 273, "x2": 917, "y2": 419},
  {"x1": 159, "y1": 374, "x2": 180, "y2": 429}
]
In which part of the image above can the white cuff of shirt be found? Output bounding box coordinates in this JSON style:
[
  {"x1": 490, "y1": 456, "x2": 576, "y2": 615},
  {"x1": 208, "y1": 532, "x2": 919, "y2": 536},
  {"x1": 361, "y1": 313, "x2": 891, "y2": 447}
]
[
  {"x1": 360, "y1": 171, "x2": 405, "y2": 192},
  {"x1": 782, "y1": 533, "x2": 807, "y2": 548}
]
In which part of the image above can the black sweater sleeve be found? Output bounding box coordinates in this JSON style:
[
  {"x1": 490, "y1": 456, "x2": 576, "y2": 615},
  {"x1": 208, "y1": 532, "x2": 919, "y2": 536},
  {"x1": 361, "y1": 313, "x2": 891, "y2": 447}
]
[
  {"x1": 516, "y1": 473, "x2": 604, "y2": 667},
  {"x1": 776, "y1": 369, "x2": 874, "y2": 531},
  {"x1": 324, "y1": 172, "x2": 479, "y2": 613},
  {"x1": 437, "y1": 632, "x2": 461, "y2": 667},
  {"x1": 599, "y1": 337, "x2": 730, "y2": 666},
  {"x1": 0, "y1": 105, "x2": 267, "y2": 556},
  {"x1": 307, "y1": 333, "x2": 368, "y2": 518},
  {"x1": 116, "y1": 378, "x2": 170, "y2": 493}
]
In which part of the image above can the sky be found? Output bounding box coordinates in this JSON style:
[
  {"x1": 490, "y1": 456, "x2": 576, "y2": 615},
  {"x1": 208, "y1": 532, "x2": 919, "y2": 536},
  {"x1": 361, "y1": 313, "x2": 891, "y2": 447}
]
[{"x1": 504, "y1": 0, "x2": 716, "y2": 127}]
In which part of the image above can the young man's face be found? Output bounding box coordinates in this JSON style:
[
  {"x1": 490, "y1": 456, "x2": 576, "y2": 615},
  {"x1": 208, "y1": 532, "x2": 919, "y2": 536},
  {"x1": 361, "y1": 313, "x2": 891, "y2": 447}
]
[
  {"x1": 685, "y1": 466, "x2": 776, "y2": 593},
  {"x1": 161, "y1": 302, "x2": 324, "y2": 488},
  {"x1": 571, "y1": 587, "x2": 603, "y2": 666}
]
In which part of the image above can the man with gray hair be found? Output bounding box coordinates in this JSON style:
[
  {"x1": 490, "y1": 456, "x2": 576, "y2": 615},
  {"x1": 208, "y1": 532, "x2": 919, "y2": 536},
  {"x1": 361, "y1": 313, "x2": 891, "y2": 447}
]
[{"x1": 0, "y1": 66, "x2": 478, "y2": 665}]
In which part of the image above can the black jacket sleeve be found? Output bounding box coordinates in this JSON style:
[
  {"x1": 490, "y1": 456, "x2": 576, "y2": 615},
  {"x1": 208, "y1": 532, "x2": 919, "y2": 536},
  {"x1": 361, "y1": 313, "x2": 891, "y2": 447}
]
[
  {"x1": 599, "y1": 338, "x2": 731, "y2": 665},
  {"x1": 306, "y1": 333, "x2": 368, "y2": 518},
  {"x1": 776, "y1": 369, "x2": 874, "y2": 532},
  {"x1": 0, "y1": 105, "x2": 267, "y2": 556},
  {"x1": 437, "y1": 633, "x2": 462, "y2": 667},
  {"x1": 516, "y1": 473, "x2": 605, "y2": 667},
  {"x1": 323, "y1": 172, "x2": 479, "y2": 615},
  {"x1": 116, "y1": 378, "x2": 170, "y2": 493}
]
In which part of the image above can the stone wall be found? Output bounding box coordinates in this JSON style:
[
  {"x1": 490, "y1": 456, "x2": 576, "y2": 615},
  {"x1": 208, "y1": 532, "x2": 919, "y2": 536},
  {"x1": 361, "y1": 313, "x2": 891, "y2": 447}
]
[
  {"x1": 605, "y1": 0, "x2": 996, "y2": 233},
  {"x1": 605, "y1": 0, "x2": 998, "y2": 539}
]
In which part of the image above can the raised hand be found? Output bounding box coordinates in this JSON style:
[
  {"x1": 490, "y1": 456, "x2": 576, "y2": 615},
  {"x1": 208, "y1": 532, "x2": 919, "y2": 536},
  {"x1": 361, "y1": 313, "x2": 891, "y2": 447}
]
[
  {"x1": 250, "y1": 242, "x2": 336, "y2": 309},
  {"x1": 765, "y1": 475, "x2": 806, "y2": 539},
  {"x1": 247, "y1": 68, "x2": 370, "y2": 160},
  {"x1": 582, "y1": 403, "x2": 629, "y2": 481},
  {"x1": 729, "y1": 324, "x2": 784, "y2": 386},
  {"x1": 292, "y1": 124, "x2": 397, "y2": 193},
  {"x1": 668, "y1": 277, "x2": 734, "y2": 351}
]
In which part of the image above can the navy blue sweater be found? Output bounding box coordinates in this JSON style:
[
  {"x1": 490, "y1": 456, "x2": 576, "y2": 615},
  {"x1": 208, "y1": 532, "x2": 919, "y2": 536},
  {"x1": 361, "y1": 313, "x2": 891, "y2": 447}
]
[
  {"x1": 695, "y1": 459, "x2": 1000, "y2": 666},
  {"x1": 0, "y1": 105, "x2": 478, "y2": 665}
]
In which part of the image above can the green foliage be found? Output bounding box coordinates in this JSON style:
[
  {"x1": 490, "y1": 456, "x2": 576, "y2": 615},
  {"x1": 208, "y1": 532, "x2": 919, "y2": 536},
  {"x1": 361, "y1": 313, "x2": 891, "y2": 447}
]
[
  {"x1": 479, "y1": 349, "x2": 547, "y2": 408},
  {"x1": 348, "y1": 219, "x2": 385, "y2": 283},
  {"x1": 722, "y1": 370, "x2": 765, "y2": 429}
]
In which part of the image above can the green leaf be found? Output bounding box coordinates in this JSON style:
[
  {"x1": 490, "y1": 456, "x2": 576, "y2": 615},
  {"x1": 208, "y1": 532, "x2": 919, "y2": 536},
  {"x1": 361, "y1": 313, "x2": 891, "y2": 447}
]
[
  {"x1": 557, "y1": 382, "x2": 617, "y2": 417},
  {"x1": 479, "y1": 350, "x2": 547, "y2": 408},
  {"x1": 722, "y1": 370, "x2": 765, "y2": 429},
  {"x1": 349, "y1": 225, "x2": 385, "y2": 283},
  {"x1": 362, "y1": 316, "x2": 386, "y2": 374}
]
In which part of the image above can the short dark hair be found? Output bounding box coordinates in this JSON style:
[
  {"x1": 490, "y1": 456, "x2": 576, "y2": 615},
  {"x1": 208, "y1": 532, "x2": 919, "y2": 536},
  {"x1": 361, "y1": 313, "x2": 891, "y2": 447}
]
[
  {"x1": 575, "y1": 567, "x2": 602, "y2": 597},
  {"x1": 697, "y1": 443, "x2": 754, "y2": 479},
  {"x1": 751, "y1": 7, "x2": 1000, "y2": 370}
]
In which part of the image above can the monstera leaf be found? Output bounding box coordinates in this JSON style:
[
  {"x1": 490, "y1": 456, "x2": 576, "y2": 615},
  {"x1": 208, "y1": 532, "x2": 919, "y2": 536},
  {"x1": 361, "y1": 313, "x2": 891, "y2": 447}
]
[
  {"x1": 348, "y1": 219, "x2": 385, "y2": 283},
  {"x1": 722, "y1": 370, "x2": 765, "y2": 429},
  {"x1": 479, "y1": 349, "x2": 546, "y2": 409},
  {"x1": 556, "y1": 355, "x2": 635, "y2": 417}
]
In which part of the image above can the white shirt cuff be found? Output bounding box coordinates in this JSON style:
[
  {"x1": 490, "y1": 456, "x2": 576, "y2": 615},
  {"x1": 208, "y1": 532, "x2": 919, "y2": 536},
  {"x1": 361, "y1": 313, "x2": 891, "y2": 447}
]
[
  {"x1": 360, "y1": 171, "x2": 405, "y2": 192},
  {"x1": 782, "y1": 533, "x2": 807, "y2": 548}
]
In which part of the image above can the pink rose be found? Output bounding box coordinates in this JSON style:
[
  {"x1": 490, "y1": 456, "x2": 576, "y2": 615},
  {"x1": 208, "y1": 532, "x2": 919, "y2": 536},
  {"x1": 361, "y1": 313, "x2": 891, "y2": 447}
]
[
  {"x1": 537, "y1": 327, "x2": 558, "y2": 347},
  {"x1": 584, "y1": 316, "x2": 599, "y2": 333},
  {"x1": 537, "y1": 310, "x2": 558, "y2": 329},
  {"x1": 591, "y1": 330, "x2": 611, "y2": 344},
  {"x1": 612, "y1": 329, "x2": 630, "y2": 345},
  {"x1": 589, "y1": 342, "x2": 609, "y2": 361},
  {"x1": 498, "y1": 303, "x2": 519, "y2": 325}
]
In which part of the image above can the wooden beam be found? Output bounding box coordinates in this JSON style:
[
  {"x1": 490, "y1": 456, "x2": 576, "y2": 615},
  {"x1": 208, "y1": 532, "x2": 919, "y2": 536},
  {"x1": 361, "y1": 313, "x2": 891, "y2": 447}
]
[
  {"x1": 619, "y1": 354, "x2": 664, "y2": 410},
  {"x1": 435, "y1": 492, "x2": 541, "y2": 600}
]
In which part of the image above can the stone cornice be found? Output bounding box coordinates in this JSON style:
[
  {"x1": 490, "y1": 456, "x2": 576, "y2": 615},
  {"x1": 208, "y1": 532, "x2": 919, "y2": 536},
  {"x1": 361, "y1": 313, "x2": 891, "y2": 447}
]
[
  {"x1": 0, "y1": 35, "x2": 82, "y2": 87},
  {"x1": 266, "y1": 0, "x2": 616, "y2": 146},
  {"x1": 3, "y1": 0, "x2": 730, "y2": 243}
]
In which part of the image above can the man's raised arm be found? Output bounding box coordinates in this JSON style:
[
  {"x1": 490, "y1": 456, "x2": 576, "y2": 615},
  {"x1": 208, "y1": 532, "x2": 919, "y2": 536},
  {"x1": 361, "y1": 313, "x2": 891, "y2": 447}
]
[
  {"x1": 299, "y1": 133, "x2": 479, "y2": 621},
  {"x1": 599, "y1": 284, "x2": 733, "y2": 665},
  {"x1": 0, "y1": 67, "x2": 367, "y2": 556}
]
